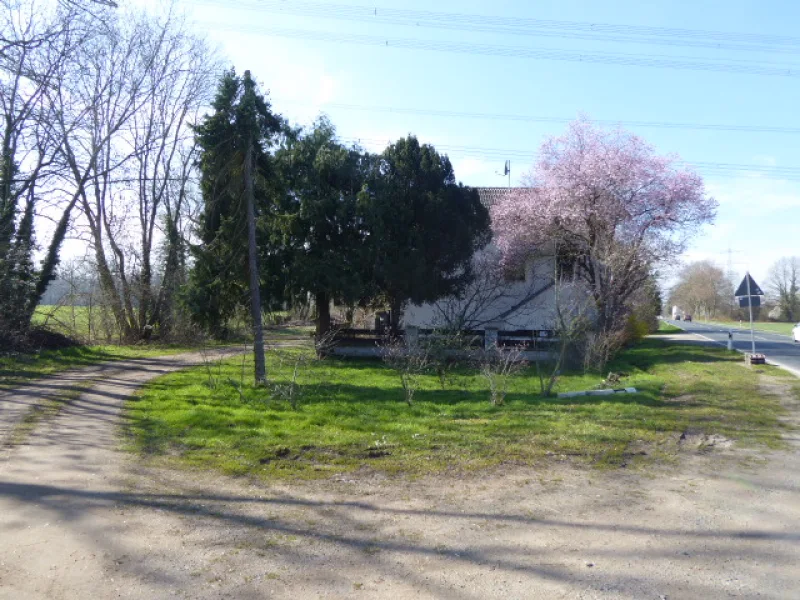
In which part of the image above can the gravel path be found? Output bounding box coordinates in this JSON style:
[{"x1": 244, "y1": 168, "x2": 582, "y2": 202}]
[{"x1": 1, "y1": 345, "x2": 799, "y2": 599}]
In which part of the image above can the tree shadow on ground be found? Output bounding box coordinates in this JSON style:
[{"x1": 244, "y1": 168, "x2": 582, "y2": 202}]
[{"x1": 0, "y1": 478, "x2": 797, "y2": 599}]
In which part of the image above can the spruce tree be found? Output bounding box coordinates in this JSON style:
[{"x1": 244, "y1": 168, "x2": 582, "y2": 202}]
[{"x1": 189, "y1": 70, "x2": 281, "y2": 382}]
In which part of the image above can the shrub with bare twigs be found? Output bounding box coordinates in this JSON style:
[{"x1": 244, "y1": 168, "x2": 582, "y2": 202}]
[
  {"x1": 381, "y1": 335, "x2": 431, "y2": 406},
  {"x1": 478, "y1": 344, "x2": 527, "y2": 406}
]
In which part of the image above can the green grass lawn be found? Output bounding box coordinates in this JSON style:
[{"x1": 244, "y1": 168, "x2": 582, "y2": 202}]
[
  {"x1": 126, "y1": 339, "x2": 796, "y2": 479},
  {"x1": 694, "y1": 319, "x2": 796, "y2": 336},
  {"x1": 654, "y1": 321, "x2": 683, "y2": 334},
  {"x1": 33, "y1": 305, "x2": 98, "y2": 341}
]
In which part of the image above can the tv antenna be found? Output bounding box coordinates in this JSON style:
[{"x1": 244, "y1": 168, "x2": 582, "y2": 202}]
[{"x1": 495, "y1": 160, "x2": 510, "y2": 188}]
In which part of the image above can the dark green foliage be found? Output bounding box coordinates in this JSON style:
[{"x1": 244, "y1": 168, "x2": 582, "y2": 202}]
[
  {"x1": 360, "y1": 136, "x2": 491, "y2": 329},
  {"x1": 0, "y1": 157, "x2": 37, "y2": 341},
  {"x1": 0, "y1": 153, "x2": 18, "y2": 263},
  {"x1": 186, "y1": 70, "x2": 283, "y2": 335},
  {"x1": 272, "y1": 117, "x2": 372, "y2": 334},
  {"x1": 187, "y1": 113, "x2": 491, "y2": 336}
]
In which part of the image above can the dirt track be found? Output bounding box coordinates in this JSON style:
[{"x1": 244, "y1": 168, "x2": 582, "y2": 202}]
[{"x1": 1, "y1": 349, "x2": 799, "y2": 599}]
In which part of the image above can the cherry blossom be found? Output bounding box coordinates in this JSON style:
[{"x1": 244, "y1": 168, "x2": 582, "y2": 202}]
[{"x1": 491, "y1": 118, "x2": 716, "y2": 330}]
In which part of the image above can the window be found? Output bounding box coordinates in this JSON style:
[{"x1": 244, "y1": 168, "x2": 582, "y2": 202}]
[{"x1": 503, "y1": 263, "x2": 526, "y2": 282}]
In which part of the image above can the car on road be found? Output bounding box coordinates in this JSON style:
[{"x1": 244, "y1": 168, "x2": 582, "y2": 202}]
[
  {"x1": 794, "y1": 322, "x2": 800, "y2": 343},
  {"x1": 675, "y1": 315, "x2": 681, "y2": 321},
  {"x1": 684, "y1": 315, "x2": 693, "y2": 322}
]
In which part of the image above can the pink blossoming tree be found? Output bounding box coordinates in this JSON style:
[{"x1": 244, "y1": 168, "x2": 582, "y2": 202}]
[{"x1": 491, "y1": 118, "x2": 716, "y2": 333}]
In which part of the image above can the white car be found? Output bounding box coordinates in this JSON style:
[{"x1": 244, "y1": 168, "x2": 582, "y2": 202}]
[{"x1": 794, "y1": 322, "x2": 800, "y2": 343}]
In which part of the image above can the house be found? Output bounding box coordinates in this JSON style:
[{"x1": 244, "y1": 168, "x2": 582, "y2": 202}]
[{"x1": 403, "y1": 188, "x2": 587, "y2": 332}]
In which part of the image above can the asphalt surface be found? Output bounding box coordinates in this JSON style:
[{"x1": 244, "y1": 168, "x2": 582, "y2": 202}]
[{"x1": 667, "y1": 319, "x2": 800, "y2": 377}]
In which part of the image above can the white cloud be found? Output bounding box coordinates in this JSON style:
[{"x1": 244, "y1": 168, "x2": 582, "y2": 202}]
[
  {"x1": 264, "y1": 67, "x2": 340, "y2": 125},
  {"x1": 705, "y1": 176, "x2": 800, "y2": 215},
  {"x1": 451, "y1": 157, "x2": 493, "y2": 179},
  {"x1": 206, "y1": 29, "x2": 342, "y2": 125},
  {"x1": 674, "y1": 174, "x2": 800, "y2": 286}
]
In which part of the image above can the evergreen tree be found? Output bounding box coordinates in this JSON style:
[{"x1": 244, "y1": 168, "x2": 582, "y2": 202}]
[
  {"x1": 188, "y1": 70, "x2": 282, "y2": 381},
  {"x1": 0, "y1": 157, "x2": 37, "y2": 341},
  {"x1": 273, "y1": 118, "x2": 372, "y2": 335},
  {"x1": 360, "y1": 136, "x2": 491, "y2": 332}
]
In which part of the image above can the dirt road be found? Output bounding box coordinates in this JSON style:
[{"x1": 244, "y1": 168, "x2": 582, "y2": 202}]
[{"x1": 1, "y1": 349, "x2": 799, "y2": 599}]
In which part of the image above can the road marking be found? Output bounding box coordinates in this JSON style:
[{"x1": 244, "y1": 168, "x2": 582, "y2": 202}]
[
  {"x1": 664, "y1": 320, "x2": 799, "y2": 379},
  {"x1": 688, "y1": 331, "x2": 728, "y2": 349}
]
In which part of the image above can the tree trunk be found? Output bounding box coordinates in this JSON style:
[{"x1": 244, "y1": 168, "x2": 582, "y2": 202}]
[
  {"x1": 25, "y1": 194, "x2": 79, "y2": 327},
  {"x1": 389, "y1": 297, "x2": 403, "y2": 336},
  {"x1": 244, "y1": 122, "x2": 266, "y2": 385},
  {"x1": 139, "y1": 248, "x2": 152, "y2": 333},
  {"x1": 315, "y1": 291, "x2": 331, "y2": 336},
  {"x1": 94, "y1": 244, "x2": 134, "y2": 342},
  {"x1": 152, "y1": 218, "x2": 182, "y2": 337}
]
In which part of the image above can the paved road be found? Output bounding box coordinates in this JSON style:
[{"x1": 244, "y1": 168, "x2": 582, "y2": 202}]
[{"x1": 667, "y1": 319, "x2": 800, "y2": 377}]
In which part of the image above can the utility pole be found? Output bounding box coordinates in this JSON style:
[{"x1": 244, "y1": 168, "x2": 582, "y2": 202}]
[
  {"x1": 243, "y1": 70, "x2": 266, "y2": 385},
  {"x1": 726, "y1": 247, "x2": 733, "y2": 276},
  {"x1": 727, "y1": 247, "x2": 735, "y2": 318}
]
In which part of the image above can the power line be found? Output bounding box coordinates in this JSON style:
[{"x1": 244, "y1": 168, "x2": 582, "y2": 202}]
[
  {"x1": 339, "y1": 136, "x2": 800, "y2": 181},
  {"x1": 199, "y1": 0, "x2": 800, "y2": 56},
  {"x1": 17, "y1": 152, "x2": 797, "y2": 187},
  {"x1": 276, "y1": 100, "x2": 800, "y2": 135},
  {"x1": 197, "y1": 23, "x2": 800, "y2": 78}
]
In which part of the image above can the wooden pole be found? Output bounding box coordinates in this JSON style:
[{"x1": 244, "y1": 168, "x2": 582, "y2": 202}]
[{"x1": 243, "y1": 71, "x2": 266, "y2": 384}]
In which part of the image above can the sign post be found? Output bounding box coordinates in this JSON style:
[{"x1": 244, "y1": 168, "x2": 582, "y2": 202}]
[
  {"x1": 734, "y1": 272, "x2": 765, "y2": 363},
  {"x1": 746, "y1": 273, "x2": 755, "y2": 354}
]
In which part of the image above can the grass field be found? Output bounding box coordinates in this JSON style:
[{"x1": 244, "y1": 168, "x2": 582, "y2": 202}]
[
  {"x1": 32, "y1": 305, "x2": 101, "y2": 341},
  {"x1": 693, "y1": 319, "x2": 796, "y2": 336},
  {"x1": 126, "y1": 339, "x2": 796, "y2": 479},
  {"x1": 654, "y1": 321, "x2": 684, "y2": 334},
  {"x1": 32, "y1": 305, "x2": 307, "y2": 343}
]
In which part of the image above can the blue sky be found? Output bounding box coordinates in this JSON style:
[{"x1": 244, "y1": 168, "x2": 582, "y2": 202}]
[{"x1": 174, "y1": 0, "x2": 800, "y2": 287}]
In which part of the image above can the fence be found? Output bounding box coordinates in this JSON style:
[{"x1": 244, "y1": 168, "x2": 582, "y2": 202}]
[{"x1": 324, "y1": 326, "x2": 558, "y2": 358}]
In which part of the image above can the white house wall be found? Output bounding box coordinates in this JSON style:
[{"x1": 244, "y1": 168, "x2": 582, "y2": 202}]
[{"x1": 404, "y1": 250, "x2": 589, "y2": 331}]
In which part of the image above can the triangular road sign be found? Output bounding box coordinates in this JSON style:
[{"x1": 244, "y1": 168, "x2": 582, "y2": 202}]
[{"x1": 735, "y1": 272, "x2": 764, "y2": 297}]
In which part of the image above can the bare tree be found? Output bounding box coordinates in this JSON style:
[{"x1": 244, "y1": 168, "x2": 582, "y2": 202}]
[
  {"x1": 0, "y1": 0, "x2": 95, "y2": 337},
  {"x1": 0, "y1": 1, "x2": 215, "y2": 345},
  {"x1": 478, "y1": 344, "x2": 526, "y2": 405},
  {"x1": 51, "y1": 6, "x2": 214, "y2": 341},
  {"x1": 126, "y1": 17, "x2": 215, "y2": 338},
  {"x1": 767, "y1": 257, "x2": 800, "y2": 322},
  {"x1": 542, "y1": 265, "x2": 592, "y2": 388},
  {"x1": 382, "y1": 336, "x2": 431, "y2": 406},
  {"x1": 669, "y1": 260, "x2": 731, "y2": 320},
  {"x1": 48, "y1": 10, "x2": 155, "y2": 340}
]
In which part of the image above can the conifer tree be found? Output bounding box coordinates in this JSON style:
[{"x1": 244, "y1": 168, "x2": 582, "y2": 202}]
[{"x1": 189, "y1": 70, "x2": 281, "y2": 382}]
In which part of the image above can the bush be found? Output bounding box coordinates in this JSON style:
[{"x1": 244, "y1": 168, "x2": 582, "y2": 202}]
[
  {"x1": 624, "y1": 313, "x2": 653, "y2": 345},
  {"x1": 582, "y1": 329, "x2": 626, "y2": 373}
]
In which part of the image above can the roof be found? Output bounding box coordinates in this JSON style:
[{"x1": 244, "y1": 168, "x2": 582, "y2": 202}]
[{"x1": 476, "y1": 187, "x2": 526, "y2": 208}]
